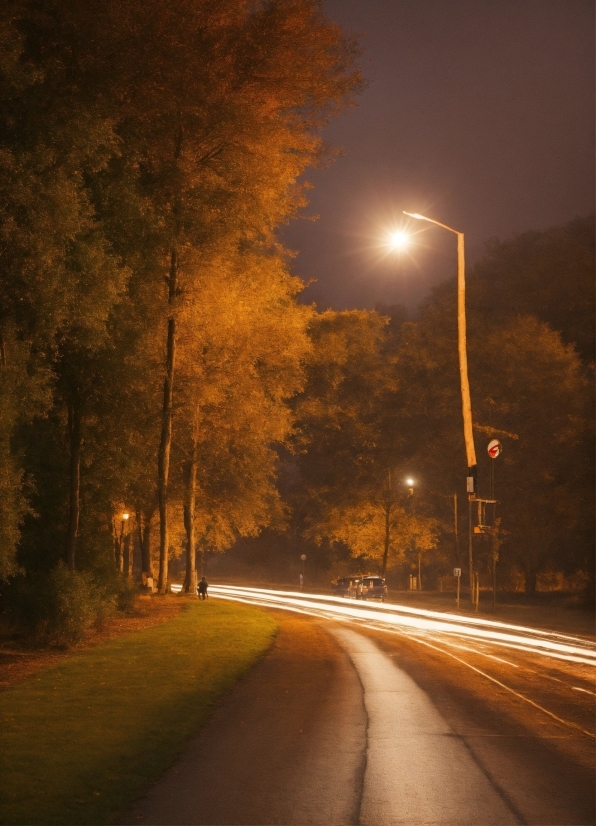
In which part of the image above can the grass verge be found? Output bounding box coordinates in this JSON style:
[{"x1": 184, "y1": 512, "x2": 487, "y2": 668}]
[{"x1": 0, "y1": 599, "x2": 277, "y2": 825}]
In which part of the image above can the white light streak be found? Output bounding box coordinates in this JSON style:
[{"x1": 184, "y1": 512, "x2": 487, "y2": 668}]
[{"x1": 194, "y1": 585, "x2": 596, "y2": 667}]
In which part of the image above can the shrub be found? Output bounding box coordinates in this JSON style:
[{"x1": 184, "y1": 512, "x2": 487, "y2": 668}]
[
  {"x1": 98, "y1": 569, "x2": 140, "y2": 615},
  {"x1": 4, "y1": 563, "x2": 116, "y2": 646}
]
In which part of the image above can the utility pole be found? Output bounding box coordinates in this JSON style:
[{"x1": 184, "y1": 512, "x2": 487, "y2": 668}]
[
  {"x1": 403, "y1": 213, "x2": 478, "y2": 604},
  {"x1": 454, "y1": 493, "x2": 460, "y2": 563},
  {"x1": 468, "y1": 497, "x2": 474, "y2": 604}
]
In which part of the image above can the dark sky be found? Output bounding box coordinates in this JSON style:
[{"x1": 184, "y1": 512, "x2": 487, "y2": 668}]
[{"x1": 281, "y1": 0, "x2": 595, "y2": 314}]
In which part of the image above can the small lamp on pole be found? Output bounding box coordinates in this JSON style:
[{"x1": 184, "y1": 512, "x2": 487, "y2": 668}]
[
  {"x1": 300, "y1": 554, "x2": 307, "y2": 590},
  {"x1": 405, "y1": 479, "x2": 421, "y2": 590},
  {"x1": 118, "y1": 512, "x2": 129, "y2": 573}
]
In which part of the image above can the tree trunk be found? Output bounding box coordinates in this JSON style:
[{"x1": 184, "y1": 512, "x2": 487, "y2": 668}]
[
  {"x1": 136, "y1": 510, "x2": 143, "y2": 578},
  {"x1": 524, "y1": 567, "x2": 537, "y2": 595},
  {"x1": 66, "y1": 400, "x2": 82, "y2": 571},
  {"x1": 453, "y1": 493, "x2": 460, "y2": 565},
  {"x1": 117, "y1": 522, "x2": 124, "y2": 572},
  {"x1": 123, "y1": 533, "x2": 132, "y2": 578},
  {"x1": 112, "y1": 516, "x2": 119, "y2": 566},
  {"x1": 157, "y1": 248, "x2": 178, "y2": 594},
  {"x1": 137, "y1": 508, "x2": 155, "y2": 588},
  {"x1": 381, "y1": 500, "x2": 390, "y2": 577},
  {"x1": 183, "y1": 437, "x2": 198, "y2": 595}
]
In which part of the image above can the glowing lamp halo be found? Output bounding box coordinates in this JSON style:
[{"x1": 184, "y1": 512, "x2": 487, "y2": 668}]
[{"x1": 387, "y1": 230, "x2": 411, "y2": 251}]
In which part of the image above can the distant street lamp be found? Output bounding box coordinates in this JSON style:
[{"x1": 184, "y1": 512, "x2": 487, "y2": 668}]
[
  {"x1": 403, "y1": 211, "x2": 478, "y2": 603},
  {"x1": 405, "y1": 479, "x2": 421, "y2": 590},
  {"x1": 118, "y1": 512, "x2": 129, "y2": 573},
  {"x1": 300, "y1": 554, "x2": 307, "y2": 589}
]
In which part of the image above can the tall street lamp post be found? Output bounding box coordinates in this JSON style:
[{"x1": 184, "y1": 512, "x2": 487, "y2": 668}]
[{"x1": 403, "y1": 212, "x2": 478, "y2": 602}]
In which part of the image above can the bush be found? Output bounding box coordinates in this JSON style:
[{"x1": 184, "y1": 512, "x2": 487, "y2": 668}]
[
  {"x1": 4, "y1": 563, "x2": 116, "y2": 646},
  {"x1": 109, "y1": 573, "x2": 140, "y2": 614}
]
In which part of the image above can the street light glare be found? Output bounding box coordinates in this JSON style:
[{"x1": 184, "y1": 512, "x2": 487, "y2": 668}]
[
  {"x1": 122, "y1": 512, "x2": 129, "y2": 520},
  {"x1": 388, "y1": 230, "x2": 410, "y2": 251},
  {"x1": 406, "y1": 478, "x2": 414, "y2": 487}
]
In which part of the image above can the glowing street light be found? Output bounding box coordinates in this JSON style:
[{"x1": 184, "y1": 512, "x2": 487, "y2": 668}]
[
  {"x1": 404, "y1": 479, "x2": 421, "y2": 590},
  {"x1": 118, "y1": 512, "x2": 129, "y2": 573},
  {"x1": 387, "y1": 230, "x2": 411, "y2": 251},
  {"x1": 300, "y1": 554, "x2": 307, "y2": 589},
  {"x1": 403, "y1": 210, "x2": 477, "y2": 602}
]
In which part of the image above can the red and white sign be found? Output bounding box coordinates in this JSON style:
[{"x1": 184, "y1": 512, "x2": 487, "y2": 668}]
[{"x1": 487, "y1": 439, "x2": 502, "y2": 458}]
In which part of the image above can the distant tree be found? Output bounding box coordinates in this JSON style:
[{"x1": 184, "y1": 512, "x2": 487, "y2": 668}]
[
  {"x1": 284, "y1": 310, "x2": 402, "y2": 564},
  {"x1": 311, "y1": 472, "x2": 439, "y2": 578},
  {"x1": 433, "y1": 216, "x2": 595, "y2": 364},
  {"x1": 395, "y1": 300, "x2": 592, "y2": 594}
]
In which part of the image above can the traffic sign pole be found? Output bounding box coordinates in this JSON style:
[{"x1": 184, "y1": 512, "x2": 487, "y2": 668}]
[
  {"x1": 454, "y1": 568, "x2": 461, "y2": 609},
  {"x1": 487, "y1": 439, "x2": 502, "y2": 609},
  {"x1": 300, "y1": 554, "x2": 307, "y2": 589}
]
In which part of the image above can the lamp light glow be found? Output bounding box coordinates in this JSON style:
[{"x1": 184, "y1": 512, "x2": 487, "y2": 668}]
[{"x1": 388, "y1": 230, "x2": 410, "y2": 251}]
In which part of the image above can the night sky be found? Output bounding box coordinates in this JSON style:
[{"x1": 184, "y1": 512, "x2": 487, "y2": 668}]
[{"x1": 281, "y1": 0, "x2": 595, "y2": 314}]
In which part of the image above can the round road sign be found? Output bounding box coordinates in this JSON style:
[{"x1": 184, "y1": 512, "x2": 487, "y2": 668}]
[
  {"x1": 300, "y1": 554, "x2": 307, "y2": 561},
  {"x1": 487, "y1": 439, "x2": 502, "y2": 458}
]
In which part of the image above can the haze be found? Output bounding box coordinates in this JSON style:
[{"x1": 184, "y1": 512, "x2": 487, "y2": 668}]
[{"x1": 282, "y1": 0, "x2": 595, "y2": 313}]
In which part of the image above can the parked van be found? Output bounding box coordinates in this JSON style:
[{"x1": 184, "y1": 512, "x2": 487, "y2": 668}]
[{"x1": 360, "y1": 576, "x2": 387, "y2": 601}]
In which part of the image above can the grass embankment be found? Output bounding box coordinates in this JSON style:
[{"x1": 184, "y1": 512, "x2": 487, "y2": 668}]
[{"x1": 0, "y1": 600, "x2": 277, "y2": 825}]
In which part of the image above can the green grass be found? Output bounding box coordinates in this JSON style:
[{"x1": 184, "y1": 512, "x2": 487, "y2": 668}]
[{"x1": 0, "y1": 600, "x2": 278, "y2": 825}]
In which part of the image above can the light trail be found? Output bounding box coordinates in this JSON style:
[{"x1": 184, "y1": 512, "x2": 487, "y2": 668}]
[
  {"x1": 194, "y1": 584, "x2": 596, "y2": 667},
  {"x1": 385, "y1": 625, "x2": 596, "y2": 740},
  {"x1": 172, "y1": 583, "x2": 595, "y2": 738}
]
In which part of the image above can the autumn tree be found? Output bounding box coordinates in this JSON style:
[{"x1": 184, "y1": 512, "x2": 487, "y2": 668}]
[
  {"x1": 172, "y1": 247, "x2": 312, "y2": 592},
  {"x1": 2, "y1": 0, "x2": 361, "y2": 592},
  {"x1": 279, "y1": 310, "x2": 404, "y2": 568},
  {"x1": 312, "y1": 471, "x2": 438, "y2": 578},
  {"x1": 67, "y1": 0, "x2": 363, "y2": 592}
]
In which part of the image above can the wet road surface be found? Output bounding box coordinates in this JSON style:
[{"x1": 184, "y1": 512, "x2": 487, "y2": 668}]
[{"x1": 124, "y1": 590, "x2": 595, "y2": 825}]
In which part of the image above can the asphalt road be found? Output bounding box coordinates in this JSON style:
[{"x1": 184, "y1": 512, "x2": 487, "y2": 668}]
[{"x1": 125, "y1": 592, "x2": 595, "y2": 825}]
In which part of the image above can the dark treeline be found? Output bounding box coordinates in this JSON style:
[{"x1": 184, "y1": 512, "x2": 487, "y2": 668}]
[{"x1": 0, "y1": 0, "x2": 593, "y2": 643}]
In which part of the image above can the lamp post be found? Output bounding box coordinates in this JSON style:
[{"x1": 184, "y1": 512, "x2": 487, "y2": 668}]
[
  {"x1": 405, "y1": 479, "x2": 421, "y2": 590},
  {"x1": 403, "y1": 212, "x2": 478, "y2": 602},
  {"x1": 118, "y1": 512, "x2": 129, "y2": 573},
  {"x1": 300, "y1": 554, "x2": 307, "y2": 589}
]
